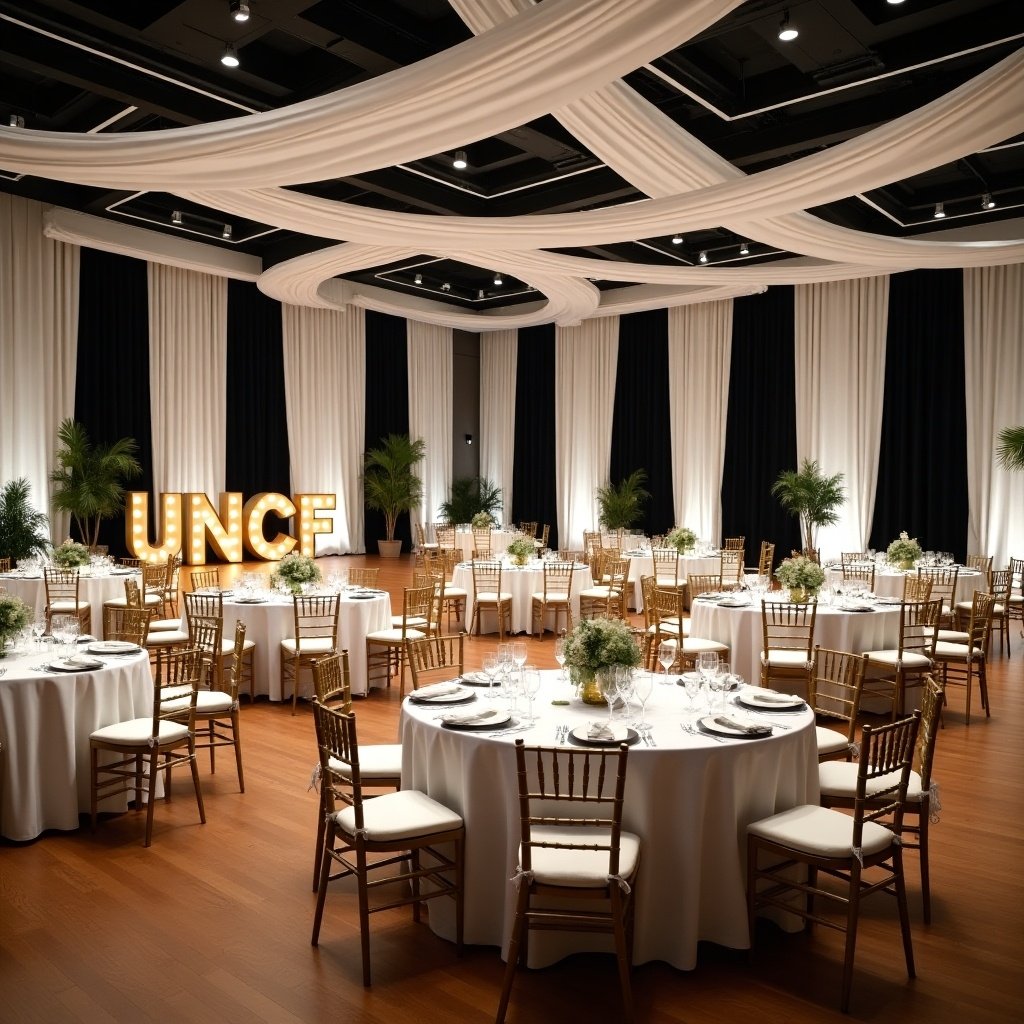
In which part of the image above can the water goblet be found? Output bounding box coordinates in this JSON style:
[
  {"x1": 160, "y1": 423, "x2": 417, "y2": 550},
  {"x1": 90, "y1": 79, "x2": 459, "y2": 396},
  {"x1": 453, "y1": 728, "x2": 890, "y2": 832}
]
[
  {"x1": 633, "y1": 670, "x2": 653, "y2": 728},
  {"x1": 615, "y1": 666, "x2": 636, "y2": 723},
  {"x1": 522, "y1": 667, "x2": 542, "y2": 723},
  {"x1": 511, "y1": 641, "x2": 528, "y2": 672},
  {"x1": 698, "y1": 651, "x2": 719, "y2": 693},
  {"x1": 683, "y1": 670, "x2": 702, "y2": 717},
  {"x1": 554, "y1": 635, "x2": 567, "y2": 681},
  {"x1": 657, "y1": 640, "x2": 676, "y2": 683},
  {"x1": 712, "y1": 661, "x2": 731, "y2": 711},
  {"x1": 482, "y1": 652, "x2": 501, "y2": 700},
  {"x1": 598, "y1": 668, "x2": 619, "y2": 727}
]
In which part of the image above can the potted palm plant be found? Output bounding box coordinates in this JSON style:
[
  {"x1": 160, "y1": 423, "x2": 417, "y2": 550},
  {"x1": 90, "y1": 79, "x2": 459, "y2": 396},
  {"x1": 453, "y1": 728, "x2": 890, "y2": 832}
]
[
  {"x1": 439, "y1": 476, "x2": 502, "y2": 526},
  {"x1": 363, "y1": 433, "x2": 426, "y2": 556},
  {"x1": 0, "y1": 477, "x2": 50, "y2": 564},
  {"x1": 49, "y1": 419, "x2": 141, "y2": 549},
  {"x1": 997, "y1": 426, "x2": 1024, "y2": 471},
  {"x1": 771, "y1": 459, "x2": 845, "y2": 555},
  {"x1": 595, "y1": 469, "x2": 649, "y2": 531}
]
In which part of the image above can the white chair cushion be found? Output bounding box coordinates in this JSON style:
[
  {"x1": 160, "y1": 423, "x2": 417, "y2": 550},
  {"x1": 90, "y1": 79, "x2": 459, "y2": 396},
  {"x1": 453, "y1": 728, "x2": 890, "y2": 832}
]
[
  {"x1": 334, "y1": 788, "x2": 461, "y2": 842},
  {"x1": 165, "y1": 689, "x2": 234, "y2": 714},
  {"x1": 90, "y1": 717, "x2": 189, "y2": 746},
  {"x1": 863, "y1": 650, "x2": 932, "y2": 669},
  {"x1": 580, "y1": 586, "x2": 615, "y2": 599},
  {"x1": 747, "y1": 804, "x2": 894, "y2": 859},
  {"x1": 391, "y1": 615, "x2": 430, "y2": 629},
  {"x1": 104, "y1": 595, "x2": 161, "y2": 608},
  {"x1": 761, "y1": 649, "x2": 811, "y2": 668},
  {"x1": 476, "y1": 592, "x2": 512, "y2": 603},
  {"x1": 219, "y1": 638, "x2": 256, "y2": 655},
  {"x1": 681, "y1": 637, "x2": 728, "y2": 655},
  {"x1": 280, "y1": 636, "x2": 336, "y2": 654},
  {"x1": 328, "y1": 743, "x2": 402, "y2": 780},
  {"x1": 521, "y1": 825, "x2": 641, "y2": 888},
  {"x1": 441, "y1": 587, "x2": 468, "y2": 599},
  {"x1": 934, "y1": 640, "x2": 982, "y2": 659},
  {"x1": 819, "y1": 761, "x2": 924, "y2": 803},
  {"x1": 532, "y1": 592, "x2": 570, "y2": 604},
  {"x1": 816, "y1": 726, "x2": 850, "y2": 757},
  {"x1": 49, "y1": 600, "x2": 88, "y2": 612},
  {"x1": 148, "y1": 618, "x2": 181, "y2": 632},
  {"x1": 146, "y1": 629, "x2": 190, "y2": 646},
  {"x1": 365, "y1": 628, "x2": 425, "y2": 644},
  {"x1": 936, "y1": 629, "x2": 969, "y2": 644}
]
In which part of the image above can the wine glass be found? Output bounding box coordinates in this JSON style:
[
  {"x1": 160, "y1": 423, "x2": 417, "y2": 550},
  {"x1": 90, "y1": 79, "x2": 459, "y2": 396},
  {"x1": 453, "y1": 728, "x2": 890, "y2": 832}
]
[
  {"x1": 633, "y1": 670, "x2": 653, "y2": 728},
  {"x1": 522, "y1": 667, "x2": 542, "y2": 723},
  {"x1": 30, "y1": 617, "x2": 46, "y2": 651},
  {"x1": 482, "y1": 652, "x2": 501, "y2": 700},
  {"x1": 52, "y1": 614, "x2": 78, "y2": 656},
  {"x1": 511, "y1": 641, "x2": 527, "y2": 673},
  {"x1": 598, "y1": 668, "x2": 618, "y2": 727},
  {"x1": 710, "y1": 660, "x2": 731, "y2": 712},
  {"x1": 657, "y1": 640, "x2": 676, "y2": 683},
  {"x1": 554, "y1": 635, "x2": 567, "y2": 681},
  {"x1": 698, "y1": 651, "x2": 719, "y2": 694},
  {"x1": 683, "y1": 669, "x2": 703, "y2": 717}
]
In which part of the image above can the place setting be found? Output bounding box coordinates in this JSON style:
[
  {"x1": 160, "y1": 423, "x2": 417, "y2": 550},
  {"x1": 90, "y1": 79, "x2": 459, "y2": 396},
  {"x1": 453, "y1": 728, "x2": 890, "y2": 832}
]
[{"x1": 407, "y1": 680, "x2": 476, "y2": 707}]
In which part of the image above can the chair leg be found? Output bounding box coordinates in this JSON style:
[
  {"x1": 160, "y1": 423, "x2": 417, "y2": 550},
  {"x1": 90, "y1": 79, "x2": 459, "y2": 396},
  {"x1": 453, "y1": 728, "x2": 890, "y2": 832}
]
[
  {"x1": 189, "y1": 745, "x2": 206, "y2": 825},
  {"x1": 894, "y1": 849, "x2": 916, "y2": 979},
  {"x1": 496, "y1": 886, "x2": 530, "y2": 1024},
  {"x1": 978, "y1": 662, "x2": 991, "y2": 717},
  {"x1": 918, "y1": 805, "x2": 931, "y2": 925},
  {"x1": 311, "y1": 822, "x2": 333, "y2": 944},
  {"x1": 611, "y1": 889, "x2": 635, "y2": 1024},
  {"x1": 312, "y1": 791, "x2": 327, "y2": 892},
  {"x1": 144, "y1": 750, "x2": 160, "y2": 848},
  {"x1": 840, "y1": 864, "x2": 862, "y2": 1013},
  {"x1": 356, "y1": 845, "x2": 372, "y2": 986},
  {"x1": 208, "y1": 721, "x2": 216, "y2": 773},
  {"x1": 231, "y1": 709, "x2": 244, "y2": 793}
]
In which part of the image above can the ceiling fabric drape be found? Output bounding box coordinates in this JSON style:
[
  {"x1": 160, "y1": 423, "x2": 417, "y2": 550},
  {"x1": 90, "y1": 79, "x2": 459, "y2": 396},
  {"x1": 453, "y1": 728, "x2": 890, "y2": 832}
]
[
  {"x1": 147, "y1": 263, "x2": 226, "y2": 500},
  {"x1": 407, "y1": 321, "x2": 453, "y2": 529},
  {"x1": 555, "y1": 316, "x2": 619, "y2": 549},
  {"x1": 480, "y1": 329, "x2": 518, "y2": 525},
  {"x1": 963, "y1": 264, "x2": 1024, "y2": 567},
  {"x1": 0, "y1": 195, "x2": 79, "y2": 536},
  {"x1": 281, "y1": 304, "x2": 365, "y2": 554},
  {"x1": 667, "y1": 300, "x2": 733, "y2": 545},
  {"x1": 794, "y1": 276, "x2": 889, "y2": 559}
]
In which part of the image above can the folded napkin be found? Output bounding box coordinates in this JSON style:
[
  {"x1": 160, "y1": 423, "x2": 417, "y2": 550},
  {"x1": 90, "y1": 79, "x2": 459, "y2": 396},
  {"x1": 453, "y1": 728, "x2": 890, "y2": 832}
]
[
  {"x1": 61, "y1": 654, "x2": 102, "y2": 668},
  {"x1": 713, "y1": 716, "x2": 771, "y2": 736},
  {"x1": 750, "y1": 690, "x2": 801, "y2": 704},
  {"x1": 442, "y1": 708, "x2": 502, "y2": 726},
  {"x1": 718, "y1": 596, "x2": 750, "y2": 607},
  {"x1": 586, "y1": 720, "x2": 616, "y2": 740},
  {"x1": 76, "y1": 635, "x2": 98, "y2": 644},
  {"x1": 413, "y1": 680, "x2": 463, "y2": 699}
]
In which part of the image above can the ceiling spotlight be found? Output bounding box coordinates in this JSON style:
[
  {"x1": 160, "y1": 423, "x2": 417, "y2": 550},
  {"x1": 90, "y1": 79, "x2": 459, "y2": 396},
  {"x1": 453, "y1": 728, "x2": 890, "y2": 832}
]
[
  {"x1": 222, "y1": 224, "x2": 232, "y2": 240},
  {"x1": 739, "y1": 241, "x2": 750, "y2": 256},
  {"x1": 886, "y1": 0, "x2": 906, "y2": 5},
  {"x1": 933, "y1": 202, "x2": 945, "y2": 219},
  {"x1": 221, "y1": 44, "x2": 240, "y2": 68},
  {"x1": 477, "y1": 289, "x2": 485, "y2": 299},
  {"x1": 982, "y1": 193, "x2": 996, "y2": 210},
  {"x1": 493, "y1": 272, "x2": 503, "y2": 286},
  {"x1": 8, "y1": 113, "x2": 25, "y2": 128},
  {"x1": 698, "y1": 250, "x2": 708, "y2": 264},
  {"x1": 671, "y1": 234, "x2": 683, "y2": 245},
  {"x1": 778, "y1": 11, "x2": 798, "y2": 41},
  {"x1": 171, "y1": 210, "x2": 183, "y2": 226},
  {"x1": 452, "y1": 150, "x2": 468, "y2": 170},
  {"x1": 441, "y1": 282, "x2": 451, "y2": 292},
  {"x1": 414, "y1": 273, "x2": 423, "y2": 285},
  {"x1": 230, "y1": 0, "x2": 251, "y2": 22}
]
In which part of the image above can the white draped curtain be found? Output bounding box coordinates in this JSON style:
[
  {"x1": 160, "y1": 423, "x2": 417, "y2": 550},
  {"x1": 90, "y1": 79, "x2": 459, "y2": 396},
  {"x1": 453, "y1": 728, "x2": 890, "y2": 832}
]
[
  {"x1": 408, "y1": 321, "x2": 453, "y2": 528},
  {"x1": 147, "y1": 264, "x2": 227, "y2": 499},
  {"x1": 668, "y1": 300, "x2": 733, "y2": 545},
  {"x1": 963, "y1": 265, "x2": 1024, "y2": 567},
  {"x1": 794, "y1": 276, "x2": 889, "y2": 559},
  {"x1": 281, "y1": 304, "x2": 365, "y2": 554},
  {"x1": 480, "y1": 329, "x2": 518, "y2": 525},
  {"x1": 0, "y1": 195, "x2": 79, "y2": 538},
  {"x1": 555, "y1": 316, "x2": 619, "y2": 549}
]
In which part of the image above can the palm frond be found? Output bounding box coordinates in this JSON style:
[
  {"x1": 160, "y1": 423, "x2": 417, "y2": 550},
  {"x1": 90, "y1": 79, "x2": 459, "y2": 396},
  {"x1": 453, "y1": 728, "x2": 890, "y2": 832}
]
[{"x1": 997, "y1": 426, "x2": 1024, "y2": 471}]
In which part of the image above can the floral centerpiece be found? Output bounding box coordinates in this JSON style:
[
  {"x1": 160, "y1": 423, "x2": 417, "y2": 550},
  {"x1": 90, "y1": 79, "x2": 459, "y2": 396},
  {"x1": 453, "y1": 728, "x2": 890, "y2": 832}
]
[
  {"x1": 563, "y1": 617, "x2": 642, "y2": 704},
  {"x1": 471, "y1": 511, "x2": 495, "y2": 529},
  {"x1": 775, "y1": 553, "x2": 826, "y2": 602},
  {"x1": 51, "y1": 539, "x2": 91, "y2": 569},
  {"x1": 665, "y1": 526, "x2": 697, "y2": 554},
  {"x1": 0, "y1": 593, "x2": 31, "y2": 652},
  {"x1": 270, "y1": 552, "x2": 322, "y2": 595},
  {"x1": 886, "y1": 531, "x2": 922, "y2": 570},
  {"x1": 505, "y1": 537, "x2": 535, "y2": 567}
]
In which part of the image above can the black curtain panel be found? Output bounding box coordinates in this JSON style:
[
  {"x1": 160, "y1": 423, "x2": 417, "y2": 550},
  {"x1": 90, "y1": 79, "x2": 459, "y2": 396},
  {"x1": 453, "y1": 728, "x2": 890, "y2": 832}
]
[
  {"x1": 869, "y1": 269, "x2": 968, "y2": 560},
  {"x1": 225, "y1": 280, "x2": 291, "y2": 541},
  {"x1": 512, "y1": 324, "x2": 558, "y2": 549},
  {"x1": 610, "y1": 309, "x2": 674, "y2": 536},
  {"x1": 721, "y1": 287, "x2": 802, "y2": 569},
  {"x1": 364, "y1": 310, "x2": 412, "y2": 552},
  {"x1": 73, "y1": 248, "x2": 154, "y2": 557}
]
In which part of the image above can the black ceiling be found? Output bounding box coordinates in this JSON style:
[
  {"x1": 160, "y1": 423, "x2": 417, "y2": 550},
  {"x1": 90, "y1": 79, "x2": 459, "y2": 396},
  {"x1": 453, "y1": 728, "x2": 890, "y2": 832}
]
[{"x1": 1, "y1": 0, "x2": 1021, "y2": 310}]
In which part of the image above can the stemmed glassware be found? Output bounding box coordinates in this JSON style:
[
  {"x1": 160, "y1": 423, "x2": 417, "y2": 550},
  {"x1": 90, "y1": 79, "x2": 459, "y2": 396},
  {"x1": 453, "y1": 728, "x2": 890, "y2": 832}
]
[
  {"x1": 599, "y1": 668, "x2": 619, "y2": 728},
  {"x1": 554, "y1": 635, "x2": 567, "y2": 681},
  {"x1": 709, "y1": 660, "x2": 730, "y2": 712},
  {"x1": 511, "y1": 641, "x2": 527, "y2": 673},
  {"x1": 682, "y1": 669, "x2": 702, "y2": 717},
  {"x1": 698, "y1": 651, "x2": 719, "y2": 697},
  {"x1": 522, "y1": 667, "x2": 542, "y2": 723},
  {"x1": 633, "y1": 669, "x2": 653, "y2": 728},
  {"x1": 52, "y1": 614, "x2": 79, "y2": 656},
  {"x1": 657, "y1": 640, "x2": 676, "y2": 683},
  {"x1": 482, "y1": 652, "x2": 501, "y2": 700}
]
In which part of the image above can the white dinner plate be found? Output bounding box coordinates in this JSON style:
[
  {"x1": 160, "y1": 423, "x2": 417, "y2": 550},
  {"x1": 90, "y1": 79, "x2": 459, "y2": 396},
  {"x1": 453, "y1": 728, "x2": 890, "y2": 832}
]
[
  {"x1": 697, "y1": 715, "x2": 772, "y2": 738},
  {"x1": 738, "y1": 691, "x2": 805, "y2": 711},
  {"x1": 47, "y1": 657, "x2": 104, "y2": 672},
  {"x1": 570, "y1": 722, "x2": 638, "y2": 747},
  {"x1": 233, "y1": 596, "x2": 267, "y2": 604},
  {"x1": 441, "y1": 708, "x2": 510, "y2": 729},
  {"x1": 409, "y1": 686, "x2": 474, "y2": 704},
  {"x1": 87, "y1": 641, "x2": 141, "y2": 655},
  {"x1": 460, "y1": 671, "x2": 493, "y2": 686}
]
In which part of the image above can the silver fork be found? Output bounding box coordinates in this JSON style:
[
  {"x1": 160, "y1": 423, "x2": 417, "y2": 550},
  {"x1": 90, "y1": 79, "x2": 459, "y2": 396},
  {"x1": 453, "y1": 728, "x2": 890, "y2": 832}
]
[
  {"x1": 638, "y1": 723, "x2": 656, "y2": 746},
  {"x1": 681, "y1": 721, "x2": 728, "y2": 744}
]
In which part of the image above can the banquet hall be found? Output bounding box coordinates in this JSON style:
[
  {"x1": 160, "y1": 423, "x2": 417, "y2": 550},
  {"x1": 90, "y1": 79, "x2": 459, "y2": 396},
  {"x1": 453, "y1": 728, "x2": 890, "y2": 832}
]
[{"x1": 0, "y1": 2, "x2": 1022, "y2": 1022}]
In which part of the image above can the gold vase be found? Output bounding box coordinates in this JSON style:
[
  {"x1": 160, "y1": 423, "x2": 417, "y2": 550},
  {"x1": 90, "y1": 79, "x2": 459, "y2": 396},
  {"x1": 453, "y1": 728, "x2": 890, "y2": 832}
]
[
  {"x1": 789, "y1": 586, "x2": 807, "y2": 603},
  {"x1": 572, "y1": 667, "x2": 607, "y2": 705},
  {"x1": 899, "y1": 558, "x2": 914, "y2": 571}
]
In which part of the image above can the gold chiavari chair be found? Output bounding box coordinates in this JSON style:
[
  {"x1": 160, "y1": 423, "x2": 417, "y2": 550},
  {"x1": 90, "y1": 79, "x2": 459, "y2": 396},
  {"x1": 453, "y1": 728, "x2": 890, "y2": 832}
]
[
  {"x1": 43, "y1": 567, "x2": 91, "y2": 635},
  {"x1": 281, "y1": 594, "x2": 340, "y2": 714},
  {"x1": 365, "y1": 585, "x2": 434, "y2": 697},
  {"x1": 933, "y1": 590, "x2": 994, "y2": 726},
  {"x1": 756, "y1": 541, "x2": 775, "y2": 578},
  {"x1": 530, "y1": 560, "x2": 575, "y2": 639},
  {"x1": 347, "y1": 567, "x2": 379, "y2": 588},
  {"x1": 809, "y1": 647, "x2": 864, "y2": 763},
  {"x1": 759, "y1": 599, "x2": 818, "y2": 696},
  {"x1": 469, "y1": 561, "x2": 513, "y2": 639}
]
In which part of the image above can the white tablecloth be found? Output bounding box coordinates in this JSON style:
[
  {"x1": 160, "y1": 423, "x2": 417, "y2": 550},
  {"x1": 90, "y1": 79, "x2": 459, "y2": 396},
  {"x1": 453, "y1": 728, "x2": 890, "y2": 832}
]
[
  {"x1": 624, "y1": 552, "x2": 721, "y2": 610},
  {"x1": 453, "y1": 528, "x2": 518, "y2": 561},
  {"x1": 0, "y1": 647, "x2": 153, "y2": 841},
  {"x1": 452, "y1": 562, "x2": 593, "y2": 635},
  {"x1": 400, "y1": 671, "x2": 818, "y2": 969},
  {"x1": 825, "y1": 566, "x2": 986, "y2": 603},
  {"x1": 0, "y1": 569, "x2": 140, "y2": 637},
  {"x1": 197, "y1": 590, "x2": 391, "y2": 699},
  {"x1": 690, "y1": 596, "x2": 903, "y2": 686}
]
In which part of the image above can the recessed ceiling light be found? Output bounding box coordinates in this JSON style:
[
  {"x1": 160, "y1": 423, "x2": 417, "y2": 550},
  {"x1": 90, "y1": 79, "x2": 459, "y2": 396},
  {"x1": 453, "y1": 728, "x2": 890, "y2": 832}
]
[
  {"x1": 8, "y1": 113, "x2": 25, "y2": 128},
  {"x1": 671, "y1": 234, "x2": 683, "y2": 245},
  {"x1": 933, "y1": 202, "x2": 945, "y2": 219},
  {"x1": 230, "y1": 1, "x2": 251, "y2": 22},
  {"x1": 222, "y1": 224, "x2": 232, "y2": 240},
  {"x1": 886, "y1": 0, "x2": 906, "y2": 5},
  {"x1": 452, "y1": 150, "x2": 468, "y2": 170},
  {"x1": 477, "y1": 289, "x2": 485, "y2": 300},
  {"x1": 171, "y1": 210, "x2": 183, "y2": 226},
  {"x1": 778, "y1": 12, "x2": 798, "y2": 41},
  {"x1": 493, "y1": 272, "x2": 503, "y2": 286},
  {"x1": 221, "y1": 44, "x2": 240, "y2": 68},
  {"x1": 441, "y1": 282, "x2": 451, "y2": 292},
  {"x1": 982, "y1": 193, "x2": 996, "y2": 210},
  {"x1": 698, "y1": 251, "x2": 708, "y2": 264},
  {"x1": 739, "y1": 241, "x2": 750, "y2": 256},
  {"x1": 414, "y1": 273, "x2": 423, "y2": 285}
]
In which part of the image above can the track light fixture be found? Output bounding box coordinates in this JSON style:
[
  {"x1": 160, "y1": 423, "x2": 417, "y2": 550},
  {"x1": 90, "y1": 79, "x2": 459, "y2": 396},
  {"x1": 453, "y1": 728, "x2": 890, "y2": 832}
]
[
  {"x1": 230, "y1": 1, "x2": 251, "y2": 22},
  {"x1": 698, "y1": 250, "x2": 708, "y2": 264},
  {"x1": 982, "y1": 193, "x2": 996, "y2": 210},
  {"x1": 441, "y1": 282, "x2": 451, "y2": 292},
  {"x1": 933, "y1": 202, "x2": 945, "y2": 219},
  {"x1": 493, "y1": 272, "x2": 503, "y2": 286},
  {"x1": 465, "y1": 434, "x2": 473, "y2": 445},
  {"x1": 221, "y1": 44, "x2": 240, "y2": 67},
  {"x1": 477, "y1": 289, "x2": 485, "y2": 299},
  {"x1": 671, "y1": 234, "x2": 683, "y2": 245},
  {"x1": 414, "y1": 273, "x2": 423, "y2": 285},
  {"x1": 778, "y1": 11, "x2": 798, "y2": 41},
  {"x1": 8, "y1": 113, "x2": 25, "y2": 128},
  {"x1": 886, "y1": 0, "x2": 906, "y2": 5},
  {"x1": 222, "y1": 224, "x2": 232, "y2": 240},
  {"x1": 739, "y1": 241, "x2": 750, "y2": 256},
  {"x1": 171, "y1": 210, "x2": 183, "y2": 226},
  {"x1": 452, "y1": 150, "x2": 468, "y2": 169}
]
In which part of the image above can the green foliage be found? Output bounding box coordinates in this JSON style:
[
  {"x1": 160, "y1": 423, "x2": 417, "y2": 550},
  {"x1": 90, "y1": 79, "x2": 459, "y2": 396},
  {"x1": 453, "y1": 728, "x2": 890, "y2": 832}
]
[
  {"x1": 997, "y1": 426, "x2": 1024, "y2": 471},
  {"x1": 270, "y1": 552, "x2": 322, "y2": 594},
  {"x1": 0, "y1": 593, "x2": 32, "y2": 645},
  {"x1": 775, "y1": 554, "x2": 826, "y2": 591},
  {"x1": 771, "y1": 459, "x2": 845, "y2": 551},
  {"x1": 595, "y1": 469, "x2": 649, "y2": 530},
  {"x1": 49, "y1": 419, "x2": 141, "y2": 548},
  {"x1": 363, "y1": 434, "x2": 426, "y2": 541},
  {"x1": 562, "y1": 617, "x2": 642, "y2": 674},
  {"x1": 0, "y1": 478, "x2": 50, "y2": 562},
  {"x1": 52, "y1": 539, "x2": 91, "y2": 568},
  {"x1": 439, "y1": 476, "x2": 502, "y2": 525}
]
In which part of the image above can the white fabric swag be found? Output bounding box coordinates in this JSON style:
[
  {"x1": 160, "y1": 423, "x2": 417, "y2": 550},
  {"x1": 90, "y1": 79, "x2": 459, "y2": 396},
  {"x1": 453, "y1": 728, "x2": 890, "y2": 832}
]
[
  {"x1": 408, "y1": 321, "x2": 453, "y2": 530},
  {"x1": 479, "y1": 330, "x2": 518, "y2": 526},
  {"x1": 281, "y1": 304, "x2": 365, "y2": 554}
]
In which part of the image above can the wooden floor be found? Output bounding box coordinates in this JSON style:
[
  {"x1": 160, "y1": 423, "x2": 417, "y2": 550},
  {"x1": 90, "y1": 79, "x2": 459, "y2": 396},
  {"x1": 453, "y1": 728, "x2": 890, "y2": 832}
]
[{"x1": 2, "y1": 554, "x2": 1022, "y2": 1023}]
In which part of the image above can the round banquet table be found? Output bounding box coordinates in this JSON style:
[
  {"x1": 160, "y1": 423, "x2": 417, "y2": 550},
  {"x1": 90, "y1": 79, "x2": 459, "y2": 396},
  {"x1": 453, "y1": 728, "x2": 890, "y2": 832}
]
[
  {"x1": 690, "y1": 594, "x2": 903, "y2": 686},
  {"x1": 190, "y1": 588, "x2": 391, "y2": 699},
  {"x1": 0, "y1": 645, "x2": 153, "y2": 841},
  {"x1": 624, "y1": 551, "x2": 722, "y2": 611},
  {"x1": 451, "y1": 561, "x2": 593, "y2": 635},
  {"x1": 400, "y1": 670, "x2": 818, "y2": 969},
  {"x1": 825, "y1": 565, "x2": 986, "y2": 603},
  {"x1": 0, "y1": 567, "x2": 140, "y2": 637}
]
